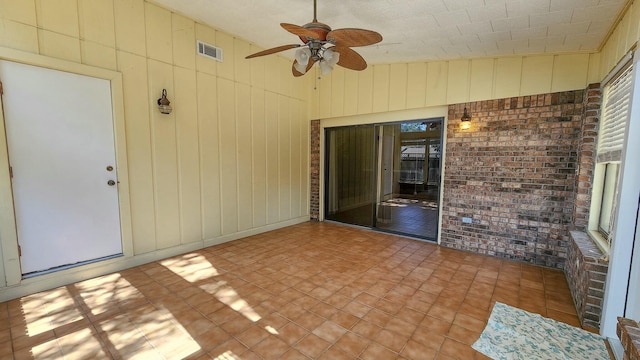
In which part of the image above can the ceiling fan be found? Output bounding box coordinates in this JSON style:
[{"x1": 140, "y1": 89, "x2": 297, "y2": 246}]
[{"x1": 245, "y1": 0, "x2": 383, "y2": 77}]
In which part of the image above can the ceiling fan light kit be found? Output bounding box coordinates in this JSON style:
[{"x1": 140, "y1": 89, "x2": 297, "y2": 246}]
[{"x1": 245, "y1": 0, "x2": 382, "y2": 77}]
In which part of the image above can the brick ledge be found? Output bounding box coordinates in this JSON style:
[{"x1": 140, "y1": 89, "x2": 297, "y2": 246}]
[
  {"x1": 617, "y1": 317, "x2": 640, "y2": 360},
  {"x1": 569, "y1": 230, "x2": 607, "y2": 262}
]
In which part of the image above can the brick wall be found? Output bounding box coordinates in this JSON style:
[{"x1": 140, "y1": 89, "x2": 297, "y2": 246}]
[
  {"x1": 310, "y1": 119, "x2": 320, "y2": 221},
  {"x1": 618, "y1": 317, "x2": 640, "y2": 360},
  {"x1": 566, "y1": 231, "x2": 608, "y2": 329},
  {"x1": 564, "y1": 84, "x2": 607, "y2": 330},
  {"x1": 573, "y1": 83, "x2": 601, "y2": 230},
  {"x1": 442, "y1": 92, "x2": 584, "y2": 269}
]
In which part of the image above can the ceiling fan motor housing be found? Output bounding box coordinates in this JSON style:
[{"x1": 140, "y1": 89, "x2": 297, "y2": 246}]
[{"x1": 300, "y1": 21, "x2": 331, "y2": 42}]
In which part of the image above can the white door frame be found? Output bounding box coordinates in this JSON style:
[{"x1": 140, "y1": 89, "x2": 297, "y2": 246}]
[{"x1": 0, "y1": 47, "x2": 133, "y2": 288}]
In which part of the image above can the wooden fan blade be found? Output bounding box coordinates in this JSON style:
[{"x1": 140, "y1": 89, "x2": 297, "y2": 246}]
[
  {"x1": 292, "y1": 59, "x2": 315, "y2": 77},
  {"x1": 245, "y1": 44, "x2": 300, "y2": 59},
  {"x1": 334, "y1": 46, "x2": 367, "y2": 71},
  {"x1": 327, "y1": 28, "x2": 382, "y2": 47},
  {"x1": 281, "y1": 23, "x2": 319, "y2": 40}
]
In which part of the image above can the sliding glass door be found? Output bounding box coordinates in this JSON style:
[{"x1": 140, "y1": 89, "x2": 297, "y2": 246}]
[
  {"x1": 325, "y1": 125, "x2": 375, "y2": 227},
  {"x1": 324, "y1": 119, "x2": 443, "y2": 240}
]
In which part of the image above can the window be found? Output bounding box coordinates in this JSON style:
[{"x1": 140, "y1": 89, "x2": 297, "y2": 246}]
[
  {"x1": 589, "y1": 59, "x2": 634, "y2": 252},
  {"x1": 400, "y1": 123, "x2": 427, "y2": 132},
  {"x1": 598, "y1": 163, "x2": 619, "y2": 237},
  {"x1": 400, "y1": 140, "x2": 425, "y2": 184}
]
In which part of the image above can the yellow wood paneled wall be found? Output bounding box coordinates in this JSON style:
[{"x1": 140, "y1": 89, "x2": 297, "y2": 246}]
[
  {"x1": 310, "y1": 53, "x2": 600, "y2": 119},
  {"x1": 599, "y1": 1, "x2": 640, "y2": 78},
  {"x1": 0, "y1": 0, "x2": 310, "y2": 259},
  {"x1": 311, "y1": 1, "x2": 640, "y2": 120}
]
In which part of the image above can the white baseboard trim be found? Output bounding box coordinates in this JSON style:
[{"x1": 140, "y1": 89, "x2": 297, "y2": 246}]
[{"x1": 0, "y1": 216, "x2": 310, "y2": 302}]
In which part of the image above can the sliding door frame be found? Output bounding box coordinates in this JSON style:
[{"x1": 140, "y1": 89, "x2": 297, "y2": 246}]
[{"x1": 322, "y1": 116, "x2": 445, "y2": 241}]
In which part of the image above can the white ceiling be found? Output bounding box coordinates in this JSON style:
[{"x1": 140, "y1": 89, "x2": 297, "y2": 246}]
[{"x1": 153, "y1": 0, "x2": 627, "y2": 65}]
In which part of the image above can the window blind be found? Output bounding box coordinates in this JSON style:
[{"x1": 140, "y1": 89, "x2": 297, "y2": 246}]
[{"x1": 597, "y1": 63, "x2": 634, "y2": 163}]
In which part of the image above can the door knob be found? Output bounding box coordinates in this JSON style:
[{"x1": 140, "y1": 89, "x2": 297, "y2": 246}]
[{"x1": 107, "y1": 180, "x2": 116, "y2": 186}]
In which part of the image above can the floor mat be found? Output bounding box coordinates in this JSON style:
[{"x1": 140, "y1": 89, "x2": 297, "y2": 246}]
[{"x1": 472, "y1": 302, "x2": 609, "y2": 360}]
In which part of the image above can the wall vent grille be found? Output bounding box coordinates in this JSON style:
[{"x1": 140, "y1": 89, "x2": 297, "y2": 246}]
[{"x1": 197, "y1": 40, "x2": 223, "y2": 62}]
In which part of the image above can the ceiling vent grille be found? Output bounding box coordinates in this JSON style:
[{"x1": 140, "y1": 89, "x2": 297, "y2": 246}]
[{"x1": 197, "y1": 40, "x2": 223, "y2": 62}]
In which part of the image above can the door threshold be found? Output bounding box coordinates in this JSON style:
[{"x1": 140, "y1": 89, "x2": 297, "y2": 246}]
[
  {"x1": 324, "y1": 220, "x2": 437, "y2": 243},
  {"x1": 22, "y1": 253, "x2": 123, "y2": 279}
]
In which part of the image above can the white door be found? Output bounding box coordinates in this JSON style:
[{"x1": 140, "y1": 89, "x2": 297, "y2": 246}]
[{"x1": 0, "y1": 60, "x2": 122, "y2": 275}]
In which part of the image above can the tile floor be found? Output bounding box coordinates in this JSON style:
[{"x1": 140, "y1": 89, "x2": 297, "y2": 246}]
[
  {"x1": 0, "y1": 222, "x2": 584, "y2": 359},
  {"x1": 376, "y1": 199, "x2": 439, "y2": 239}
]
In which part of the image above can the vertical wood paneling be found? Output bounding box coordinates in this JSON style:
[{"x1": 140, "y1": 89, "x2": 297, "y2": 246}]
[
  {"x1": 0, "y1": 0, "x2": 36, "y2": 25},
  {"x1": 117, "y1": 51, "x2": 156, "y2": 254},
  {"x1": 194, "y1": 24, "x2": 217, "y2": 75},
  {"x1": 236, "y1": 83, "x2": 253, "y2": 231},
  {"x1": 265, "y1": 92, "x2": 280, "y2": 223},
  {"x1": 292, "y1": 73, "x2": 306, "y2": 105},
  {"x1": 389, "y1": 63, "x2": 408, "y2": 111},
  {"x1": 494, "y1": 57, "x2": 522, "y2": 99},
  {"x1": 264, "y1": 56, "x2": 280, "y2": 93},
  {"x1": 521, "y1": 55, "x2": 553, "y2": 95},
  {"x1": 469, "y1": 58, "x2": 494, "y2": 101},
  {"x1": 309, "y1": 72, "x2": 320, "y2": 119},
  {"x1": 216, "y1": 32, "x2": 234, "y2": 80},
  {"x1": 0, "y1": 0, "x2": 315, "y2": 292},
  {"x1": 174, "y1": 67, "x2": 201, "y2": 244},
  {"x1": 447, "y1": 59, "x2": 470, "y2": 104},
  {"x1": 406, "y1": 63, "x2": 427, "y2": 108},
  {"x1": 197, "y1": 72, "x2": 221, "y2": 239},
  {"x1": 319, "y1": 74, "x2": 332, "y2": 119},
  {"x1": 144, "y1": 3, "x2": 172, "y2": 64},
  {"x1": 0, "y1": 19, "x2": 39, "y2": 53},
  {"x1": 343, "y1": 71, "x2": 359, "y2": 116},
  {"x1": 587, "y1": 53, "x2": 601, "y2": 86},
  {"x1": 114, "y1": 0, "x2": 146, "y2": 56},
  {"x1": 171, "y1": 13, "x2": 195, "y2": 70},
  {"x1": 251, "y1": 88, "x2": 267, "y2": 227},
  {"x1": 331, "y1": 67, "x2": 345, "y2": 117},
  {"x1": 80, "y1": 38, "x2": 114, "y2": 67},
  {"x1": 615, "y1": 9, "x2": 631, "y2": 57},
  {"x1": 357, "y1": 68, "x2": 374, "y2": 114},
  {"x1": 147, "y1": 59, "x2": 180, "y2": 249},
  {"x1": 629, "y1": 2, "x2": 640, "y2": 50},
  {"x1": 218, "y1": 78, "x2": 238, "y2": 235},
  {"x1": 279, "y1": 96, "x2": 292, "y2": 221},
  {"x1": 426, "y1": 61, "x2": 448, "y2": 106},
  {"x1": 372, "y1": 65, "x2": 390, "y2": 113},
  {"x1": 600, "y1": 32, "x2": 618, "y2": 77},
  {"x1": 551, "y1": 54, "x2": 589, "y2": 92},
  {"x1": 279, "y1": 57, "x2": 293, "y2": 97},
  {"x1": 81, "y1": 41, "x2": 116, "y2": 70},
  {"x1": 249, "y1": 44, "x2": 265, "y2": 90},
  {"x1": 234, "y1": 38, "x2": 251, "y2": 85},
  {"x1": 290, "y1": 102, "x2": 302, "y2": 218},
  {"x1": 78, "y1": 0, "x2": 115, "y2": 47},
  {"x1": 35, "y1": 0, "x2": 78, "y2": 37},
  {"x1": 38, "y1": 30, "x2": 81, "y2": 62}
]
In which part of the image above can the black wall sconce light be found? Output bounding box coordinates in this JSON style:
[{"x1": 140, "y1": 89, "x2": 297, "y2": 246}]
[
  {"x1": 460, "y1": 107, "x2": 471, "y2": 130},
  {"x1": 157, "y1": 89, "x2": 172, "y2": 115}
]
